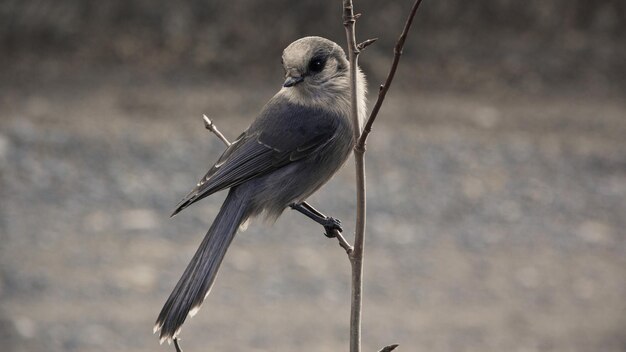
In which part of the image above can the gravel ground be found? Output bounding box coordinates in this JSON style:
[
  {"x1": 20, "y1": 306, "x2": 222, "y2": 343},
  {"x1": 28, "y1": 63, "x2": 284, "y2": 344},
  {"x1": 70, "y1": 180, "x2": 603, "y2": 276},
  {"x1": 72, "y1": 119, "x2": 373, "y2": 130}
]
[{"x1": 1, "y1": 75, "x2": 625, "y2": 352}]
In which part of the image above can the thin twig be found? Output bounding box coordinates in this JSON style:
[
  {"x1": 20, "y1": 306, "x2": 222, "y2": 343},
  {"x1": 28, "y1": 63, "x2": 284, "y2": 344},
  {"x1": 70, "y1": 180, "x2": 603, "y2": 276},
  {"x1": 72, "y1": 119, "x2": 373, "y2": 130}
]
[
  {"x1": 343, "y1": 1, "x2": 424, "y2": 352},
  {"x1": 378, "y1": 344, "x2": 399, "y2": 352},
  {"x1": 357, "y1": 0, "x2": 424, "y2": 148},
  {"x1": 200, "y1": 115, "x2": 353, "y2": 254},
  {"x1": 329, "y1": 228, "x2": 354, "y2": 254},
  {"x1": 342, "y1": 3, "x2": 366, "y2": 352},
  {"x1": 357, "y1": 38, "x2": 378, "y2": 51},
  {"x1": 203, "y1": 114, "x2": 231, "y2": 147}
]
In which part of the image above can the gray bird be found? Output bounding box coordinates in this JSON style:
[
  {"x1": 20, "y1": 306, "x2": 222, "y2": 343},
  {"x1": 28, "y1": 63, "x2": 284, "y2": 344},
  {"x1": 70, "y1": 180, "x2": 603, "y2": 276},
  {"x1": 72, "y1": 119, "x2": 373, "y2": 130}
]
[{"x1": 154, "y1": 36, "x2": 367, "y2": 343}]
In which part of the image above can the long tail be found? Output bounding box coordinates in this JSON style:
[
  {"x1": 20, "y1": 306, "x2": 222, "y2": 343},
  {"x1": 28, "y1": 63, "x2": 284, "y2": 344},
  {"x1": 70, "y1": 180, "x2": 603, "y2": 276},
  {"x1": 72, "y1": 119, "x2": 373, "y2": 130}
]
[{"x1": 154, "y1": 189, "x2": 249, "y2": 343}]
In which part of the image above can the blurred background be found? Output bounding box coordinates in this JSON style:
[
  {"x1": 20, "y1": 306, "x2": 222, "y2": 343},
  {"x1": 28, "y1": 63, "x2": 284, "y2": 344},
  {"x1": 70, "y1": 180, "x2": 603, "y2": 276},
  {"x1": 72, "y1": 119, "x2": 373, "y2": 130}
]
[{"x1": 1, "y1": 1, "x2": 625, "y2": 351}]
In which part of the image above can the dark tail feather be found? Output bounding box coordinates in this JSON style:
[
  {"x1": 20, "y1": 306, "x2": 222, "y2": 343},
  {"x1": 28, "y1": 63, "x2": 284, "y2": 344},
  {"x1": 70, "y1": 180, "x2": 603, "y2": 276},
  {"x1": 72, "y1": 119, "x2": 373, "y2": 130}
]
[{"x1": 154, "y1": 189, "x2": 248, "y2": 343}]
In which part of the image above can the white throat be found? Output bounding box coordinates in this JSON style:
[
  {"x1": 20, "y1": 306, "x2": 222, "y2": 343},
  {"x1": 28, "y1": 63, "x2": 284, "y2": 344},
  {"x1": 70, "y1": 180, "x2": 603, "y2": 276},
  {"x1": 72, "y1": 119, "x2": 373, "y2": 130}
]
[{"x1": 278, "y1": 67, "x2": 367, "y2": 131}]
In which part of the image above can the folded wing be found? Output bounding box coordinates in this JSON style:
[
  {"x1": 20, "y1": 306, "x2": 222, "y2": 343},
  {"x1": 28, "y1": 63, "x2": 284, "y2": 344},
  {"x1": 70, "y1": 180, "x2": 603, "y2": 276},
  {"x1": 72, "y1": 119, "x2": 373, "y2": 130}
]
[{"x1": 171, "y1": 100, "x2": 339, "y2": 216}]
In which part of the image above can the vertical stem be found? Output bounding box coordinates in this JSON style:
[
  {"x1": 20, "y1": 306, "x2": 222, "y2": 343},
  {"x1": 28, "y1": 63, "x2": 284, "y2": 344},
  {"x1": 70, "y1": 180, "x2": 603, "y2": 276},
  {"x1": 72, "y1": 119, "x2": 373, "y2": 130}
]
[
  {"x1": 343, "y1": 1, "x2": 365, "y2": 352},
  {"x1": 350, "y1": 148, "x2": 366, "y2": 352},
  {"x1": 358, "y1": 0, "x2": 424, "y2": 148},
  {"x1": 343, "y1": 1, "x2": 361, "y2": 140},
  {"x1": 343, "y1": 1, "x2": 424, "y2": 351}
]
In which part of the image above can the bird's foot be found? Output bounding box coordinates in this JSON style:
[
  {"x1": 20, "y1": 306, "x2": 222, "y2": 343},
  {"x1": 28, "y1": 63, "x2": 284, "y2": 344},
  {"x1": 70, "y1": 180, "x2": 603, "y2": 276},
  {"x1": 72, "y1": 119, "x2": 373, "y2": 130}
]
[{"x1": 322, "y1": 217, "x2": 342, "y2": 238}]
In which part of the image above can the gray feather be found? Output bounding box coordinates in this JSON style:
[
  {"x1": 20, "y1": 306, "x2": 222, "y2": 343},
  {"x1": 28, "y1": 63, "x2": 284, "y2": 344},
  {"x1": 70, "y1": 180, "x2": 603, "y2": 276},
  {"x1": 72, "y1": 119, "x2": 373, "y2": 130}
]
[
  {"x1": 155, "y1": 188, "x2": 249, "y2": 342},
  {"x1": 171, "y1": 97, "x2": 342, "y2": 217}
]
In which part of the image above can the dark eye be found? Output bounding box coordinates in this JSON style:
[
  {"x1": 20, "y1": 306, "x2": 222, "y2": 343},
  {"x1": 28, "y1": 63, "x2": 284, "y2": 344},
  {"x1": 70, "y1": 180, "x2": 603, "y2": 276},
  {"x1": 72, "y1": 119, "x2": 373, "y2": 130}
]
[{"x1": 308, "y1": 58, "x2": 325, "y2": 73}]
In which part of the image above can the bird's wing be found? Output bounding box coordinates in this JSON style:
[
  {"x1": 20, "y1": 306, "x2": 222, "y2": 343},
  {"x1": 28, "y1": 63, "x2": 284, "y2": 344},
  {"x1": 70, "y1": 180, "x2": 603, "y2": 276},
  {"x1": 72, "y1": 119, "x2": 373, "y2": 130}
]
[{"x1": 171, "y1": 99, "x2": 341, "y2": 216}]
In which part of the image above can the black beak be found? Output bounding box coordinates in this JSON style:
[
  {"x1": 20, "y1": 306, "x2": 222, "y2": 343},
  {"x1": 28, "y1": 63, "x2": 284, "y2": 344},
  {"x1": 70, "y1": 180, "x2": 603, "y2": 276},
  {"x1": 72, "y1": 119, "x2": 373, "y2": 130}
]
[{"x1": 283, "y1": 76, "x2": 304, "y2": 87}]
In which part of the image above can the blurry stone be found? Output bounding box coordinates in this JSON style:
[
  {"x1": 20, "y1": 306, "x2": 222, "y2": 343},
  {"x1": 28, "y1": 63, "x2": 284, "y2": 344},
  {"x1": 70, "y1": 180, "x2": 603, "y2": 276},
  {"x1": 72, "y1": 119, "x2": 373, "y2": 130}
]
[
  {"x1": 516, "y1": 266, "x2": 539, "y2": 288},
  {"x1": 82, "y1": 210, "x2": 111, "y2": 233},
  {"x1": 11, "y1": 119, "x2": 38, "y2": 141},
  {"x1": 593, "y1": 4, "x2": 619, "y2": 31},
  {"x1": 462, "y1": 176, "x2": 485, "y2": 200},
  {"x1": 516, "y1": 347, "x2": 539, "y2": 352},
  {"x1": 14, "y1": 316, "x2": 36, "y2": 339},
  {"x1": 128, "y1": 237, "x2": 174, "y2": 259},
  {"x1": 485, "y1": 168, "x2": 508, "y2": 193},
  {"x1": 573, "y1": 278, "x2": 595, "y2": 299},
  {"x1": 498, "y1": 201, "x2": 522, "y2": 222},
  {"x1": 293, "y1": 247, "x2": 327, "y2": 274},
  {"x1": 0, "y1": 317, "x2": 18, "y2": 350},
  {"x1": 525, "y1": 180, "x2": 554, "y2": 205},
  {"x1": 81, "y1": 324, "x2": 110, "y2": 346},
  {"x1": 229, "y1": 248, "x2": 254, "y2": 272},
  {"x1": 563, "y1": 31, "x2": 586, "y2": 51},
  {"x1": 25, "y1": 97, "x2": 51, "y2": 117},
  {"x1": 473, "y1": 106, "x2": 500, "y2": 129},
  {"x1": 540, "y1": 137, "x2": 562, "y2": 158},
  {"x1": 390, "y1": 221, "x2": 417, "y2": 245},
  {"x1": 115, "y1": 265, "x2": 156, "y2": 290},
  {"x1": 121, "y1": 209, "x2": 159, "y2": 231},
  {"x1": 483, "y1": 228, "x2": 504, "y2": 244},
  {"x1": 576, "y1": 220, "x2": 612, "y2": 244},
  {"x1": 321, "y1": 285, "x2": 341, "y2": 303},
  {"x1": 0, "y1": 133, "x2": 9, "y2": 162}
]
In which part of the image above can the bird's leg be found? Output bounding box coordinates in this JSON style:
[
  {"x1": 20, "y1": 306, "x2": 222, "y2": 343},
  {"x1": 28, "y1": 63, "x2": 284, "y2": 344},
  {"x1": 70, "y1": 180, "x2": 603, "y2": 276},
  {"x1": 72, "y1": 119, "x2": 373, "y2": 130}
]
[{"x1": 289, "y1": 202, "x2": 343, "y2": 238}]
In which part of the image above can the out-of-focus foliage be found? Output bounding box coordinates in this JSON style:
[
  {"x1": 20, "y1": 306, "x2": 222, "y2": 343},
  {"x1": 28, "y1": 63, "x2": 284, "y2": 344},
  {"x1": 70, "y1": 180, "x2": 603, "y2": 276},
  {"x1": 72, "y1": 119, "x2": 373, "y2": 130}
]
[
  {"x1": 1, "y1": 0, "x2": 625, "y2": 93},
  {"x1": 2, "y1": 0, "x2": 624, "y2": 56}
]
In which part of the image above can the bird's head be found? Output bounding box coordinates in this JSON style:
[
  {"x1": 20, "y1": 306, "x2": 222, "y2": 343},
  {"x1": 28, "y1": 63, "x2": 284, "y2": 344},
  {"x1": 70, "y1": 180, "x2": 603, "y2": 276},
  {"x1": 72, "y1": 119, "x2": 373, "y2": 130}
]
[{"x1": 281, "y1": 36, "x2": 349, "y2": 90}]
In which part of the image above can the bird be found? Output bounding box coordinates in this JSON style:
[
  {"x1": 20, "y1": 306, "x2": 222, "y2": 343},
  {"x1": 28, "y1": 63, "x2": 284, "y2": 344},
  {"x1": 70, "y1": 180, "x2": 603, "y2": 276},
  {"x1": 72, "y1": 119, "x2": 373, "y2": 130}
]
[{"x1": 154, "y1": 36, "x2": 367, "y2": 344}]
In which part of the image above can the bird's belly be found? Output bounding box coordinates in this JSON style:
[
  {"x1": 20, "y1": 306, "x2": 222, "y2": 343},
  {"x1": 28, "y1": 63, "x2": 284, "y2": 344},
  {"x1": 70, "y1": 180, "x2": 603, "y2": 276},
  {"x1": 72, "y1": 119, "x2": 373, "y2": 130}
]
[{"x1": 248, "y1": 140, "x2": 352, "y2": 220}]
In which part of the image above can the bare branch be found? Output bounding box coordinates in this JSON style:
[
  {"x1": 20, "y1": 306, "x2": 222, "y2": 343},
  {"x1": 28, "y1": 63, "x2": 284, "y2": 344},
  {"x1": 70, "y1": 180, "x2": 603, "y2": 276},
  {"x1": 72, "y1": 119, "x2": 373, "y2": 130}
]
[
  {"x1": 203, "y1": 114, "x2": 231, "y2": 147},
  {"x1": 342, "y1": 3, "x2": 366, "y2": 352},
  {"x1": 378, "y1": 344, "x2": 400, "y2": 352},
  {"x1": 357, "y1": 0, "x2": 425, "y2": 148},
  {"x1": 343, "y1": 1, "x2": 424, "y2": 352},
  {"x1": 328, "y1": 228, "x2": 354, "y2": 254},
  {"x1": 357, "y1": 38, "x2": 378, "y2": 51}
]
